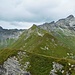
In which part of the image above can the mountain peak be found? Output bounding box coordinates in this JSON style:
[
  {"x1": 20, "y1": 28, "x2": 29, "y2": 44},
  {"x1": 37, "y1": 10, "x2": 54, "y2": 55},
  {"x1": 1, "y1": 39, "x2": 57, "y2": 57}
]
[
  {"x1": 30, "y1": 24, "x2": 37, "y2": 30},
  {"x1": 0, "y1": 26, "x2": 3, "y2": 31},
  {"x1": 66, "y1": 15, "x2": 74, "y2": 19},
  {"x1": 0, "y1": 26, "x2": 3, "y2": 30}
]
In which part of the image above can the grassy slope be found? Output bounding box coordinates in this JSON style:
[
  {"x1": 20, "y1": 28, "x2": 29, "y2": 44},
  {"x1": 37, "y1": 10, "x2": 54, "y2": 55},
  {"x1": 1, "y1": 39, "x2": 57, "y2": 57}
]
[
  {"x1": 0, "y1": 48, "x2": 75, "y2": 75},
  {"x1": 0, "y1": 48, "x2": 21, "y2": 64},
  {"x1": 0, "y1": 38, "x2": 15, "y2": 49},
  {"x1": 17, "y1": 51, "x2": 75, "y2": 75},
  {"x1": 53, "y1": 29, "x2": 75, "y2": 52},
  {"x1": 0, "y1": 25, "x2": 75, "y2": 75},
  {"x1": 11, "y1": 27, "x2": 75, "y2": 59}
]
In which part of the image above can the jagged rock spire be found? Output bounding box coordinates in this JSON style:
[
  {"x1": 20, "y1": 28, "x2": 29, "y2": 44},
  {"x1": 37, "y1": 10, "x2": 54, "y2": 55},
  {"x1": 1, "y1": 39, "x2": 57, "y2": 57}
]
[{"x1": 66, "y1": 15, "x2": 74, "y2": 20}]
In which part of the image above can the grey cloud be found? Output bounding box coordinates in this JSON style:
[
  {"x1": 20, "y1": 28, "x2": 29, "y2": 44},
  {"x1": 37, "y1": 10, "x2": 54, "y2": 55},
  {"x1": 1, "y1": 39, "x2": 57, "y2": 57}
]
[
  {"x1": 0, "y1": 0, "x2": 73, "y2": 22},
  {"x1": 0, "y1": 0, "x2": 75, "y2": 29},
  {"x1": 0, "y1": 20, "x2": 43, "y2": 29}
]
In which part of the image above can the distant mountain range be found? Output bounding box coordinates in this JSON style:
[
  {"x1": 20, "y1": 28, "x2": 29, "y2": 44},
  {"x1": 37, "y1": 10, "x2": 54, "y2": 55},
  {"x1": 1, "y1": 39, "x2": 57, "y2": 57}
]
[
  {"x1": 0, "y1": 15, "x2": 75, "y2": 75},
  {"x1": 0, "y1": 26, "x2": 25, "y2": 48}
]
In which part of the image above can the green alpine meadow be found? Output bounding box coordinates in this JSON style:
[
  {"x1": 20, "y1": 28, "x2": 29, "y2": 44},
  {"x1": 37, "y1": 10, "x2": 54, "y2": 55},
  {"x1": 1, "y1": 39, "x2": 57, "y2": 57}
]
[{"x1": 0, "y1": 15, "x2": 75, "y2": 75}]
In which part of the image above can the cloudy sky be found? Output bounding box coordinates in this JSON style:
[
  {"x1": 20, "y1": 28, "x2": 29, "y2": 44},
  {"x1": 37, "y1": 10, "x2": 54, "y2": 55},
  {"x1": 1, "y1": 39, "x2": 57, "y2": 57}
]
[{"x1": 0, "y1": 0, "x2": 75, "y2": 29}]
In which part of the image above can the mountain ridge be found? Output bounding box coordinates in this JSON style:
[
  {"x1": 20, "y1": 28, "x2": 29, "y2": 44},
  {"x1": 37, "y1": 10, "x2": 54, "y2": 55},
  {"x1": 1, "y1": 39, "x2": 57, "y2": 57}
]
[
  {"x1": 39, "y1": 15, "x2": 75, "y2": 31},
  {"x1": 0, "y1": 15, "x2": 75, "y2": 75},
  {"x1": 0, "y1": 26, "x2": 25, "y2": 49}
]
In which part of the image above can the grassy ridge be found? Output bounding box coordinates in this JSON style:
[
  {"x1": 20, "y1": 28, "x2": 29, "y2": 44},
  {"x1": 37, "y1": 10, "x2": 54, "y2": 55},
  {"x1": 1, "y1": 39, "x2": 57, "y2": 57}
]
[
  {"x1": 54, "y1": 29, "x2": 75, "y2": 51},
  {"x1": 0, "y1": 25, "x2": 75, "y2": 75},
  {"x1": 11, "y1": 31, "x2": 74, "y2": 59},
  {"x1": 0, "y1": 48, "x2": 20, "y2": 64}
]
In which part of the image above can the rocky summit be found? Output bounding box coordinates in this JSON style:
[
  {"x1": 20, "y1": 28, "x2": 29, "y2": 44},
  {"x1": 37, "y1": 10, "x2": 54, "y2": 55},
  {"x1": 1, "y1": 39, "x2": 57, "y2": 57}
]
[
  {"x1": 39, "y1": 15, "x2": 75, "y2": 31},
  {"x1": 0, "y1": 15, "x2": 75, "y2": 75}
]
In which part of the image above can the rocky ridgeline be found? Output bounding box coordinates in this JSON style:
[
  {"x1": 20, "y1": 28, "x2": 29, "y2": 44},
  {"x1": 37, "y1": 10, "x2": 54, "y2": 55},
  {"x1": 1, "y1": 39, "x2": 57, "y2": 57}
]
[
  {"x1": 39, "y1": 15, "x2": 75, "y2": 33},
  {"x1": 0, "y1": 15, "x2": 75, "y2": 75},
  {"x1": 0, "y1": 27, "x2": 25, "y2": 48},
  {"x1": 0, "y1": 26, "x2": 24, "y2": 39}
]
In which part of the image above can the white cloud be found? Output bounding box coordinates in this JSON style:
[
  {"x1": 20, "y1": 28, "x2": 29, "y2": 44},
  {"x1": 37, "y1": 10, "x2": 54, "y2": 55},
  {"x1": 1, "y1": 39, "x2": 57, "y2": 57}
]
[
  {"x1": 0, "y1": 21, "x2": 43, "y2": 29},
  {"x1": 0, "y1": 0, "x2": 75, "y2": 29}
]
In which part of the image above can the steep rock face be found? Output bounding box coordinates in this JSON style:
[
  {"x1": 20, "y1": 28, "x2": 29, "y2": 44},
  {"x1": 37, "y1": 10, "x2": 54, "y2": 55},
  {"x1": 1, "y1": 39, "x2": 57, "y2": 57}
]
[
  {"x1": 0, "y1": 27, "x2": 25, "y2": 48},
  {"x1": 0, "y1": 26, "x2": 3, "y2": 31},
  {"x1": 39, "y1": 21, "x2": 57, "y2": 32},
  {"x1": 39, "y1": 15, "x2": 75, "y2": 33},
  {"x1": 56, "y1": 15, "x2": 75, "y2": 30},
  {"x1": 0, "y1": 65, "x2": 6, "y2": 75},
  {"x1": 0, "y1": 56, "x2": 30, "y2": 75},
  {"x1": 0, "y1": 28, "x2": 24, "y2": 39}
]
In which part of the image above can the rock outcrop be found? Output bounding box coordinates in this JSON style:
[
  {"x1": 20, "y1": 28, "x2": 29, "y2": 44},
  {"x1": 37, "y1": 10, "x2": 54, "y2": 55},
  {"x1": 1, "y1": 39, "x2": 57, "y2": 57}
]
[{"x1": 0, "y1": 56, "x2": 30, "y2": 75}]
